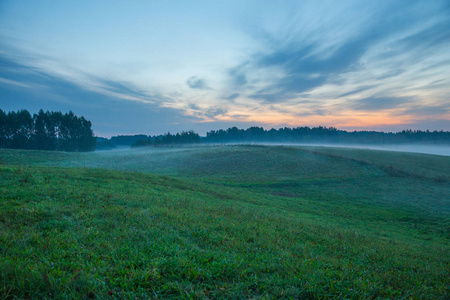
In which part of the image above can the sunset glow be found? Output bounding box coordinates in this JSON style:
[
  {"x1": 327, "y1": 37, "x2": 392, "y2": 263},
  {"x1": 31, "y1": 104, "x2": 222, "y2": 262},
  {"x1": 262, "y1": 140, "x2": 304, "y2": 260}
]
[{"x1": 0, "y1": 0, "x2": 449, "y2": 136}]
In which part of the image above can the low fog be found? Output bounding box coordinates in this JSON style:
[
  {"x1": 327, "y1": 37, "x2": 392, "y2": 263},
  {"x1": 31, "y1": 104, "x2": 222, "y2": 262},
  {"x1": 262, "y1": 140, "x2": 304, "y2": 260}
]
[
  {"x1": 96, "y1": 143, "x2": 450, "y2": 156},
  {"x1": 347, "y1": 144, "x2": 449, "y2": 156},
  {"x1": 296, "y1": 144, "x2": 450, "y2": 156},
  {"x1": 202, "y1": 143, "x2": 450, "y2": 156}
]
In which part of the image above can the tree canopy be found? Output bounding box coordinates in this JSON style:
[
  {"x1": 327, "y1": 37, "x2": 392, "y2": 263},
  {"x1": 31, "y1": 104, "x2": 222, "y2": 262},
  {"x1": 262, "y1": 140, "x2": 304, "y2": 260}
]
[
  {"x1": 0, "y1": 109, "x2": 96, "y2": 152},
  {"x1": 204, "y1": 126, "x2": 450, "y2": 144},
  {"x1": 131, "y1": 131, "x2": 201, "y2": 148}
]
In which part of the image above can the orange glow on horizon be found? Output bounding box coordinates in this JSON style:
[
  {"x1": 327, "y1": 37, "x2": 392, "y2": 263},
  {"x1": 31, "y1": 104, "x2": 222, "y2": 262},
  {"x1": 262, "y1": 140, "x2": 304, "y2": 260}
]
[{"x1": 200, "y1": 108, "x2": 449, "y2": 130}]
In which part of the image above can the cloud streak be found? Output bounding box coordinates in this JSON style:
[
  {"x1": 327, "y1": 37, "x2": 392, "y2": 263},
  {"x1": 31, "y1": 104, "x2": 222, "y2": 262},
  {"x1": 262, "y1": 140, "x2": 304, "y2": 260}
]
[
  {"x1": 0, "y1": 0, "x2": 449, "y2": 134},
  {"x1": 186, "y1": 76, "x2": 209, "y2": 90},
  {"x1": 353, "y1": 97, "x2": 412, "y2": 111},
  {"x1": 230, "y1": 1, "x2": 450, "y2": 106}
]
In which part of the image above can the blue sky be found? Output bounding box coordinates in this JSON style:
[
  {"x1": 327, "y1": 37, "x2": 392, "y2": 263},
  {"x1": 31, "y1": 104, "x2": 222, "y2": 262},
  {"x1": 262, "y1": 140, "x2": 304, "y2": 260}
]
[{"x1": 0, "y1": 0, "x2": 449, "y2": 137}]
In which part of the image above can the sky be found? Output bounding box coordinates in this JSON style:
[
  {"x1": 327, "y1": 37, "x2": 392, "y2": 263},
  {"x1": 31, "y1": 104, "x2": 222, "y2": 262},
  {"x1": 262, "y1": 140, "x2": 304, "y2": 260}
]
[{"x1": 0, "y1": 0, "x2": 449, "y2": 137}]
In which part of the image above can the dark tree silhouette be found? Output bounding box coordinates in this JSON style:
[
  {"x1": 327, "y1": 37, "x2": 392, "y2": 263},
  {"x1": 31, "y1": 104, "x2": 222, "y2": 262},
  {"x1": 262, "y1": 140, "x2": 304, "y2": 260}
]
[
  {"x1": 110, "y1": 135, "x2": 149, "y2": 146},
  {"x1": 0, "y1": 109, "x2": 7, "y2": 148},
  {"x1": 132, "y1": 130, "x2": 201, "y2": 147},
  {"x1": 131, "y1": 137, "x2": 153, "y2": 148},
  {"x1": 7, "y1": 110, "x2": 34, "y2": 149},
  {"x1": 155, "y1": 130, "x2": 201, "y2": 145},
  {"x1": 0, "y1": 109, "x2": 96, "y2": 152},
  {"x1": 34, "y1": 110, "x2": 57, "y2": 150},
  {"x1": 204, "y1": 126, "x2": 449, "y2": 145}
]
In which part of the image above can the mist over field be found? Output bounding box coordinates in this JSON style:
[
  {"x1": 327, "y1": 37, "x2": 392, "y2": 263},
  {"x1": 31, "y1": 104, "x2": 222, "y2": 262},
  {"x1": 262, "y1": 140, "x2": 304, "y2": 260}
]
[
  {"x1": 1, "y1": 144, "x2": 449, "y2": 298},
  {"x1": 265, "y1": 143, "x2": 449, "y2": 156},
  {"x1": 195, "y1": 142, "x2": 450, "y2": 156},
  {"x1": 332, "y1": 144, "x2": 450, "y2": 156}
]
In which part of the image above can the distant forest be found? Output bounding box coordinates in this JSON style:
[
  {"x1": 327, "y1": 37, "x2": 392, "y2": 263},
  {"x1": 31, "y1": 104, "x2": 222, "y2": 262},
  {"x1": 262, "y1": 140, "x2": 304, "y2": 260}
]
[
  {"x1": 100, "y1": 126, "x2": 450, "y2": 149},
  {"x1": 132, "y1": 131, "x2": 201, "y2": 147},
  {"x1": 2, "y1": 108, "x2": 448, "y2": 152},
  {"x1": 204, "y1": 126, "x2": 450, "y2": 144},
  {"x1": 97, "y1": 131, "x2": 201, "y2": 149},
  {"x1": 0, "y1": 109, "x2": 96, "y2": 152}
]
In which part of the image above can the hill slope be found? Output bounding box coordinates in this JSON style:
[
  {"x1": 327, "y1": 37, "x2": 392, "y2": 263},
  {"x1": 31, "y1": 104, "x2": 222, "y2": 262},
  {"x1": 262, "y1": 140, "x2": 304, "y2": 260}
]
[{"x1": 0, "y1": 146, "x2": 449, "y2": 298}]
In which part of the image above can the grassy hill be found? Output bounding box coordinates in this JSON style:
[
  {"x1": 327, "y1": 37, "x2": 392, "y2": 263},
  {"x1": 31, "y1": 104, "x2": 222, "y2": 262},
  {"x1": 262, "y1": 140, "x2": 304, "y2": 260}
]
[{"x1": 0, "y1": 146, "x2": 449, "y2": 299}]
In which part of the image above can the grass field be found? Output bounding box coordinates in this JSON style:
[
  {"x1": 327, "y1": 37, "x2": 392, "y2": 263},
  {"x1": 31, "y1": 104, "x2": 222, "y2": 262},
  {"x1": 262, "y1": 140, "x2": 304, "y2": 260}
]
[{"x1": 0, "y1": 145, "x2": 449, "y2": 299}]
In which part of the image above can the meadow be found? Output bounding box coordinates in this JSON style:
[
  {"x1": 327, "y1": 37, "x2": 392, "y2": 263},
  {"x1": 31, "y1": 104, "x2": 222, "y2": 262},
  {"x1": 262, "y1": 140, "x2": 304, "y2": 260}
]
[{"x1": 0, "y1": 145, "x2": 449, "y2": 299}]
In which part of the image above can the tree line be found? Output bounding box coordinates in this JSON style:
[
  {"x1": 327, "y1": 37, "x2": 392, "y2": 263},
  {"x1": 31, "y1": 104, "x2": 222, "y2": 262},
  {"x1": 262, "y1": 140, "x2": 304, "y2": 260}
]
[
  {"x1": 5, "y1": 108, "x2": 447, "y2": 152},
  {"x1": 102, "y1": 126, "x2": 449, "y2": 149},
  {"x1": 130, "y1": 131, "x2": 201, "y2": 148},
  {"x1": 204, "y1": 126, "x2": 450, "y2": 144},
  {"x1": 0, "y1": 109, "x2": 96, "y2": 152},
  {"x1": 97, "y1": 131, "x2": 202, "y2": 149}
]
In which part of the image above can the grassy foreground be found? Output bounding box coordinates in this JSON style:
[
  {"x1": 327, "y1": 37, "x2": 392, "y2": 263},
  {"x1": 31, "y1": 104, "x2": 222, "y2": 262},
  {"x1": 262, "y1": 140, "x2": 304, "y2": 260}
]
[{"x1": 0, "y1": 145, "x2": 449, "y2": 299}]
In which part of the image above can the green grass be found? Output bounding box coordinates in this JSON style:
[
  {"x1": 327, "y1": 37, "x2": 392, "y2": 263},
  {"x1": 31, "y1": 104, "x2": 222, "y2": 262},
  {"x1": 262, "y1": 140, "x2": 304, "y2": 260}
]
[{"x1": 0, "y1": 145, "x2": 449, "y2": 299}]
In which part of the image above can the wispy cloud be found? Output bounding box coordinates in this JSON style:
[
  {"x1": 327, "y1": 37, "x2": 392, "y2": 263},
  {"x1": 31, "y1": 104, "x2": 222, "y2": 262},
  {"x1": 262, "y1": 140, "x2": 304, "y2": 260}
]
[
  {"x1": 398, "y1": 104, "x2": 450, "y2": 117},
  {"x1": 0, "y1": 0, "x2": 449, "y2": 133},
  {"x1": 353, "y1": 97, "x2": 413, "y2": 111},
  {"x1": 0, "y1": 77, "x2": 35, "y2": 89},
  {"x1": 186, "y1": 76, "x2": 210, "y2": 90},
  {"x1": 337, "y1": 86, "x2": 377, "y2": 98},
  {"x1": 226, "y1": 0, "x2": 450, "y2": 113},
  {"x1": 224, "y1": 93, "x2": 240, "y2": 101},
  {"x1": 228, "y1": 66, "x2": 248, "y2": 87},
  {"x1": 0, "y1": 47, "x2": 171, "y2": 106}
]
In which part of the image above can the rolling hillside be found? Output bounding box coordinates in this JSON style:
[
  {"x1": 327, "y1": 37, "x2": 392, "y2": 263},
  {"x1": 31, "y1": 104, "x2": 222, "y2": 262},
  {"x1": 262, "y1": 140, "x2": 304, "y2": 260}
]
[{"x1": 0, "y1": 145, "x2": 449, "y2": 299}]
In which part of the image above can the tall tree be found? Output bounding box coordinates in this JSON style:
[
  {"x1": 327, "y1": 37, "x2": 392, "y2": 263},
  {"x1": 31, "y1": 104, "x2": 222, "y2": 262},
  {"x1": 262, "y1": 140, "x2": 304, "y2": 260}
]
[
  {"x1": 7, "y1": 110, "x2": 34, "y2": 149},
  {"x1": 59, "y1": 111, "x2": 79, "y2": 151},
  {"x1": 77, "y1": 116, "x2": 96, "y2": 151},
  {"x1": 34, "y1": 110, "x2": 57, "y2": 150},
  {"x1": 0, "y1": 109, "x2": 7, "y2": 148}
]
